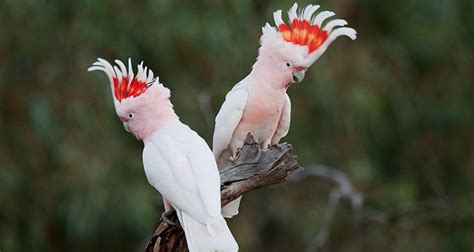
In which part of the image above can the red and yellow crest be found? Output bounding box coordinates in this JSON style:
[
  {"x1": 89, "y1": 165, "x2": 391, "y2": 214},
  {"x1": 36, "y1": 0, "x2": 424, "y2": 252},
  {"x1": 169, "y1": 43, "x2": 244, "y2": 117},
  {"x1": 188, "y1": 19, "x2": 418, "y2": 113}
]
[
  {"x1": 89, "y1": 59, "x2": 156, "y2": 102},
  {"x1": 273, "y1": 3, "x2": 355, "y2": 55}
]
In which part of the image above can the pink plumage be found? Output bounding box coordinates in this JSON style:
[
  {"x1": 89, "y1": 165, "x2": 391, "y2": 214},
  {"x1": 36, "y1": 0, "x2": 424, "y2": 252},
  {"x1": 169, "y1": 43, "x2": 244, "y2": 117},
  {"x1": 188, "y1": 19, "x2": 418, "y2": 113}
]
[{"x1": 213, "y1": 2, "x2": 357, "y2": 218}]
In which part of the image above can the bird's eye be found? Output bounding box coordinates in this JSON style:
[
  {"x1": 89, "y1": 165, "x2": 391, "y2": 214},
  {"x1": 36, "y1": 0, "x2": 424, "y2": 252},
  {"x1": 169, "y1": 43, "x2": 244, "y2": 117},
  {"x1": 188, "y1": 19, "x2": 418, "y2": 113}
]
[
  {"x1": 128, "y1": 113, "x2": 134, "y2": 119},
  {"x1": 286, "y1": 62, "x2": 291, "y2": 67}
]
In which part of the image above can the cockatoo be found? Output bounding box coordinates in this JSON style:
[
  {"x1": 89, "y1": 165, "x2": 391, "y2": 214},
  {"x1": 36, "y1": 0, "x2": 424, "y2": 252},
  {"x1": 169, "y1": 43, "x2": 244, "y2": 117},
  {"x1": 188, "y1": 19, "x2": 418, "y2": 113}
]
[
  {"x1": 213, "y1": 3, "x2": 357, "y2": 218},
  {"x1": 88, "y1": 58, "x2": 238, "y2": 252}
]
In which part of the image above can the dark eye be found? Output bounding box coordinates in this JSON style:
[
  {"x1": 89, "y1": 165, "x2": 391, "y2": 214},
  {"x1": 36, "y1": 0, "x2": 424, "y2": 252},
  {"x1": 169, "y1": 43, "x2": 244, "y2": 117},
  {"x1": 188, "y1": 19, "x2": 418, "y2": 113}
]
[
  {"x1": 286, "y1": 62, "x2": 291, "y2": 67},
  {"x1": 128, "y1": 113, "x2": 134, "y2": 119}
]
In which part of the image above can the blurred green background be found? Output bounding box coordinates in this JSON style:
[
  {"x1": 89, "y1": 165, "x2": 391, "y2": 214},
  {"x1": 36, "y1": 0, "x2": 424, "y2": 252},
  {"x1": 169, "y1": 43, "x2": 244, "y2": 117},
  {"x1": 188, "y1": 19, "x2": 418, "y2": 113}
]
[{"x1": 1, "y1": 0, "x2": 473, "y2": 251}]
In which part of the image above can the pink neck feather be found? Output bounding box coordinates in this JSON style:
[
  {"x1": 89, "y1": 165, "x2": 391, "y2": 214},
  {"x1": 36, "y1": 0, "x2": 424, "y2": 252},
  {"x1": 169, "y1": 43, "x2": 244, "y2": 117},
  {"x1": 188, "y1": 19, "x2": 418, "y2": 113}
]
[
  {"x1": 250, "y1": 54, "x2": 290, "y2": 90},
  {"x1": 141, "y1": 102, "x2": 178, "y2": 143},
  {"x1": 129, "y1": 84, "x2": 179, "y2": 143}
]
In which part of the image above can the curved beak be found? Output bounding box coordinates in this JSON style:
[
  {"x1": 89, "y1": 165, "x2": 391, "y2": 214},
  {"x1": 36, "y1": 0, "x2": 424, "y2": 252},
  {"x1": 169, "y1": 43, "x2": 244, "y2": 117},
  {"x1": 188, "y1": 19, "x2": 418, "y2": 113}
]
[
  {"x1": 123, "y1": 122, "x2": 130, "y2": 133},
  {"x1": 292, "y1": 70, "x2": 306, "y2": 83}
]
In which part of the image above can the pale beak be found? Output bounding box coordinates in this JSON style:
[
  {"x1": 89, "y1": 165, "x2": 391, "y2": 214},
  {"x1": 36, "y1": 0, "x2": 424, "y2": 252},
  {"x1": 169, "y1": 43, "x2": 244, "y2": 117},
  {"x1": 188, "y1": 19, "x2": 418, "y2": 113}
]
[
  {"x1": 292, "y1": 70, "x2": 306, "y2": 83},
  {"x1": 123, "y1": 122, "x2": 130, "y2": 132}
]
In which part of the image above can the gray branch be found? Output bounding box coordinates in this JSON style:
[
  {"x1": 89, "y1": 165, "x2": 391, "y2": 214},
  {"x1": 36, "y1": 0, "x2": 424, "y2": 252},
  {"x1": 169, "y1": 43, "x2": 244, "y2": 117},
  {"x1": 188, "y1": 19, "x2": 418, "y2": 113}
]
[{"x1": 289, "y1": 164, "x2": 363, "y2": 251}]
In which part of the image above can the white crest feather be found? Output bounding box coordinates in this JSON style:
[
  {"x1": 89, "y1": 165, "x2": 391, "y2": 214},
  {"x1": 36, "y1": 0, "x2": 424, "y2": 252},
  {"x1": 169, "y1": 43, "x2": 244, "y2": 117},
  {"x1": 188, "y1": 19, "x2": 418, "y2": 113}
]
[
  {"x1": 87, "y1": 58, "x2": 117, "y2": 83},
  {"x1": 323, "y1": 19, "x2": 348, "y2": 33},
  {"x1": 113, "y1": 66, "x2": 122, "y2": 79},
  {"x1": 261, "y1": 22, "x2": 275, "y2": 35},
  {"x1": 303, "y1": 4, "x2": 320, "y2": 20},
  {"x1": 327, "y1": 27, "x2": 357, "y2": 41},
  {"x1": 115, "y1": 60, "x2": 127, "y2": 78},
  {"x1": 137, "y1": 64, "x2": 144, "y2": 82},
  {"x1": 312, "y1": 11, "x2": 335, "y2": 26},
  {"x1": 288, "y1": 3, "x2": 298, "y2": 21},
  {"x1": 127, "y1": 58, "x2": 134, "y2": 84},
  {"x1": 273, "y1": 10, "x2": 284, "y2": 26},
  {"x1": 147, "y1": 69, "x2": 154, "y2": 83}
]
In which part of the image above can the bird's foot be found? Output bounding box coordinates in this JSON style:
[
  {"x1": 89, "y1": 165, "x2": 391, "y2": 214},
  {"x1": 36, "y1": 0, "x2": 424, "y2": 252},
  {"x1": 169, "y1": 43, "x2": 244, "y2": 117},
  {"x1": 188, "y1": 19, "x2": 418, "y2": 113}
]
[{"x1": 159, "y1": 210, "x2": 176, "y2": 226}]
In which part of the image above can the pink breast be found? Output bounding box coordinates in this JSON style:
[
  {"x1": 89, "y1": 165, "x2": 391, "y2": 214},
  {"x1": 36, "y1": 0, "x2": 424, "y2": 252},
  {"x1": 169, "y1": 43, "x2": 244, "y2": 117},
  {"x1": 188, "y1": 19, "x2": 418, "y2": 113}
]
[{"x1": 232, "y1": 92, "x2": 285, "y2": 146}]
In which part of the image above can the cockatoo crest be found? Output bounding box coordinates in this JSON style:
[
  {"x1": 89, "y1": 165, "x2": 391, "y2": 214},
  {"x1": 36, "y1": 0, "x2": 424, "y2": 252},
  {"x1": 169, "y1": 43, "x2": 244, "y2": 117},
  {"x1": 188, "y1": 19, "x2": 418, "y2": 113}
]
[
  {"x1": 89, "y1": 58, "x2": 174, "y2": 141},
  {"x1": 88, "y1": 58, "x2": 158, "y2": 103},
  {"x1": 261, "y1": 3, "x2": 357, "y2": 67}
]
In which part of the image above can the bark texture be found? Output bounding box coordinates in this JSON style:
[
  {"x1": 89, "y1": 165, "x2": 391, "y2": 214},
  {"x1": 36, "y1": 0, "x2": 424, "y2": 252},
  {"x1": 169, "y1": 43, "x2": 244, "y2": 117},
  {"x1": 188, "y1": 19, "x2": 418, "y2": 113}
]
[{"x1": 145, "y1": 133, "x2": 301, "y2": 252}]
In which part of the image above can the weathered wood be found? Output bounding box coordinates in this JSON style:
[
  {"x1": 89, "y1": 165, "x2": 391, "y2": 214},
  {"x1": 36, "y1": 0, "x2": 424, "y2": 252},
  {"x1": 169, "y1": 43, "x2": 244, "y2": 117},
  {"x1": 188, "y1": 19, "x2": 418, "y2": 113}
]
[{"x1": 145, "y1": 133, "x2": 301, "y2": 252}]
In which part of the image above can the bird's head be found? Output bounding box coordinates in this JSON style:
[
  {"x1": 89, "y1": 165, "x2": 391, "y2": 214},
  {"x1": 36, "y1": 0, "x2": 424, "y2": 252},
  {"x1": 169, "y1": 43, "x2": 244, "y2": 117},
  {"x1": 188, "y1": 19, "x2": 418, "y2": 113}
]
[
  {"x1": 88, "y1": 58, "x2": 174, "y2": 141},
  {"x1": 257, "y1": 3, "x2": 357, "y2": 87}
]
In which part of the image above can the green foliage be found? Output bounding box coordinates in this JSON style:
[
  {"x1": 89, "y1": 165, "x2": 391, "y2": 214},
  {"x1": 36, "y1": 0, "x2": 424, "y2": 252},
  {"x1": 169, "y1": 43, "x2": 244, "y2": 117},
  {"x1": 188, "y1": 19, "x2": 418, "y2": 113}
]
[{"x1": 0, "y1": 0, "x2": 473, "y2": 251}]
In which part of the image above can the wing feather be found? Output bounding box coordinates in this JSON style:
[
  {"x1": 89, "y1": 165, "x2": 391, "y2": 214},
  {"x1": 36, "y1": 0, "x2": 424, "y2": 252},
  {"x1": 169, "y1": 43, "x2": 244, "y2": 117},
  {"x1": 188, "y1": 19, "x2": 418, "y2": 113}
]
[
  {"x1": 143, "y1": 121, "x2": 224, "y2": 223},
  {"x1": 186, "y1": 134, "x2": 222, "y2": 218},
  {"x1": 271, "y1": 93, "x2": 291, "y2": 144},
  {"x1": 212, "y1": 88, "x2": 248, "y2": 163}
]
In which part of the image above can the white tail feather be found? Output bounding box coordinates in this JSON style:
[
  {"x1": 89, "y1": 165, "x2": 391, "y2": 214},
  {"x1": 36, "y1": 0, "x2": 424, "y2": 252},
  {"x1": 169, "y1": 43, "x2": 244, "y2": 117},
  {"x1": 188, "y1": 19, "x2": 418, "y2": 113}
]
[
  {"x1": 177, "y1": 209, "x2": 238, "y2": 252},
  {"x1": 221, "y1": 196, "x2": 241, "y2": 219}
]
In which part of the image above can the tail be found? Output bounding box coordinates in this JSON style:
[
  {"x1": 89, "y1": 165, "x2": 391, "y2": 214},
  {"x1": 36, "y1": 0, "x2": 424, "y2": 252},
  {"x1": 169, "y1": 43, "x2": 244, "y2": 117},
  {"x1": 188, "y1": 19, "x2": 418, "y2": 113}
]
[
  {"x1": 176, "y1": 210, "x2": 238, "y2": 252},
  {"x1": 221, "y1": 196, "x2": 242, "y2": 218},
  {"x1": 217, "y1": 152, "x2": 242, "y2": 219}
]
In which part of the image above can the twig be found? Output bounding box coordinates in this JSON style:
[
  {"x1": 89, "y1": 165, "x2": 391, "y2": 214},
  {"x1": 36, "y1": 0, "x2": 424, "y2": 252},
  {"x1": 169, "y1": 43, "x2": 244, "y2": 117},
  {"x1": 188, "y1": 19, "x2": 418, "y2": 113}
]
[{"x1": 289, "y1": 164, "x2": 363, "y2": 251}]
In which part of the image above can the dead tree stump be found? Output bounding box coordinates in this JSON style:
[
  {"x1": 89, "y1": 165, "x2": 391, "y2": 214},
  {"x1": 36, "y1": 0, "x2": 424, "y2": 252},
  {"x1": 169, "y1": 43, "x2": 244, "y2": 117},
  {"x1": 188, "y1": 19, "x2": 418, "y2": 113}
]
[{"x1": 145, "y1": 133, "x2": 301, "y2": 252}]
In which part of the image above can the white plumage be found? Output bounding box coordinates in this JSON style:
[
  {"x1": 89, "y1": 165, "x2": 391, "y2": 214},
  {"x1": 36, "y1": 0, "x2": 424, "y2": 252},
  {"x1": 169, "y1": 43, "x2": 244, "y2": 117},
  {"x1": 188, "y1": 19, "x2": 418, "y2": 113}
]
[
  {"x1": 90, "y1": 58, "x2": 238, "y2": 251},
  {"x1": 144, "y1": 120, "x2": 238, "y2": 252},
  {"x1": 212, "y1": 87, "x2": 248, "y2": 165},
  {"x1": 213, "y1": 78, "x2": 291, "y2": 218},
  {"x1": 213, "y1": 2, "x2": 355, "y2": 218}
]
